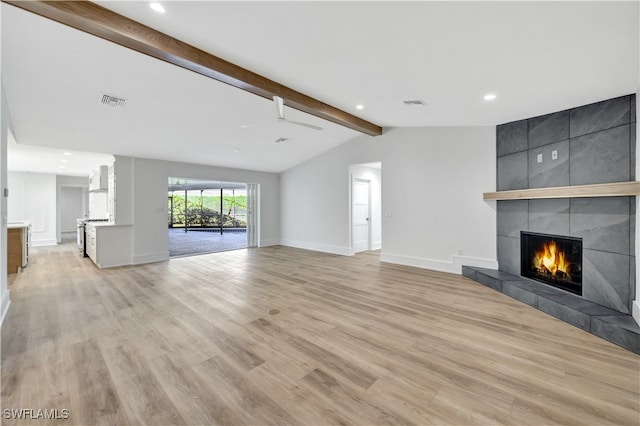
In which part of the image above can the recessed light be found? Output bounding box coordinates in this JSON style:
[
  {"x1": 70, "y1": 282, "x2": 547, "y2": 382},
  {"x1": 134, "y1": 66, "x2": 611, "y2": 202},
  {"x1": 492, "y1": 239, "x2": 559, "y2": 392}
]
[
  {"x1": 356, "y1": 104, "x2": 364, "y2": 110},
  {"x1": 58, "y1": 165, "x2": 66, "y2": 169},
  {"x1": 63, "y1": 152, "x2": 72, "y2": 156},
  {"x1": 150, "y1": 2, "x2": 165, "y2": 13},
  {"x1": 233, "y1": 149, "x2": 240, "y2": 153},
  {"x1": 60, "y1": 159, "x2": 68, "y2": 163},
  {"x1": 484, "y1": 93, "x2": 497, "y2": 101}
]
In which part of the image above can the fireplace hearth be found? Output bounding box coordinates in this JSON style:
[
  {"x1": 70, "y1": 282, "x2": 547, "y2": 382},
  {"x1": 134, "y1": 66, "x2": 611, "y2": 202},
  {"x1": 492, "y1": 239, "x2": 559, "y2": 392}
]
[{"x1": 521, "y1": 231, "x2": 582, "y2": 295}]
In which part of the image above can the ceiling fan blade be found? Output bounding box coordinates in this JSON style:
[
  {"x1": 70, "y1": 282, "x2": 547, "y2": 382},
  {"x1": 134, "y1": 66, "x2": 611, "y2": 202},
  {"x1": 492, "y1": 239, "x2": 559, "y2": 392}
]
[
  {"x1": 273, "y1": 96, "x2": 285, "y2": 119},
  {"x1": 284, "y1": 119, "x2": 324, "y2": 131}
]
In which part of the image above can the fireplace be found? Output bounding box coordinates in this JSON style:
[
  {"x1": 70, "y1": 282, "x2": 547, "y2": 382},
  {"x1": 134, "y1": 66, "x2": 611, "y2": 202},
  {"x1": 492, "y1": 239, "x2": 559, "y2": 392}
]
[{"x1": 520, "y1": 231, "x2": 583, "y2": 295}]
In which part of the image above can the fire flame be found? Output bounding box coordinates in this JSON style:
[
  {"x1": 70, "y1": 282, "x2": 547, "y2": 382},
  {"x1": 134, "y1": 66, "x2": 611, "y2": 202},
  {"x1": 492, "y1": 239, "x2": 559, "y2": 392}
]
[{"x1": 532, "y1": 241, "x2": 571, "y2": 279}]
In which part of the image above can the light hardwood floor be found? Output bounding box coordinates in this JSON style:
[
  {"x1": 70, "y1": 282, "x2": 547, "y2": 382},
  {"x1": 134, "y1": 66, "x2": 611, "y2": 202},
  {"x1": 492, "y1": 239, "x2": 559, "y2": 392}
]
[{"x1": 2, "y1": 243, "x2": 639, "y2": 425}]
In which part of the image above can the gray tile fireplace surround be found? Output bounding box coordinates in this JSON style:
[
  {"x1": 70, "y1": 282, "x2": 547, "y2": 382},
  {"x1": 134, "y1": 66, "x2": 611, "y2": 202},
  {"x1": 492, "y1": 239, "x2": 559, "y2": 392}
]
[
  {"x1": 462, "y1": 266, "x2": 640, "y2": 354},
  {"x1": 466, "y1": 94, "x2": 640, "y2": 354}
]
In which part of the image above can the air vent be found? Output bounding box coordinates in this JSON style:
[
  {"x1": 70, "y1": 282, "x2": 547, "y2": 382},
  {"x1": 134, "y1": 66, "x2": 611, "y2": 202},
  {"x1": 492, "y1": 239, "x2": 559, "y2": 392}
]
[
  {"x1": 100, "y1": 94, "x2": 126, "y2": 108},
  {"x1": 274, "y1": 137, "x2": 288, "y2": 144},
  {"x1": 403, "y1": 99, "x2": 427, "y2": 106}
]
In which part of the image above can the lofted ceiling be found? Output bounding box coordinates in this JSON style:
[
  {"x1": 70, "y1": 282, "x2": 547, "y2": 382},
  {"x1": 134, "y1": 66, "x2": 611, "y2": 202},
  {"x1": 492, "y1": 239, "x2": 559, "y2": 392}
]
[{"x1": 1, "y1": 1, "x2": 638, "y2": 176}]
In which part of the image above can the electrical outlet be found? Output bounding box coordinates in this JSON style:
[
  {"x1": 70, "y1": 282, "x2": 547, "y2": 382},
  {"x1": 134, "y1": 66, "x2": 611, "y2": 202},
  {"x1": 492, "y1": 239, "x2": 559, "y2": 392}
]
[
  {"x1": 537, "y1": 153, "x2": 543, "y2": 163},
  {"x1": 457, "y1": 248, "x2": 463, "y2": 255},
  {"x1": 552, "y1": 150, "x2": 558, "y2": 160}
]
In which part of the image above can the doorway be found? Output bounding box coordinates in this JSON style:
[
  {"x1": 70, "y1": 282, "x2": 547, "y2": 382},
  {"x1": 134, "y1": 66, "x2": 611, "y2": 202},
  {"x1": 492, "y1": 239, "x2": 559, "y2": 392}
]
[
  {"x1": 167, "y1": 178, "x2": 258, "y2": 257},
  {"x1": 350, "y1": 162, "x2": 382, "y2": 254},
  {"x1": 60, "y1": 186, "x2": 87, "y2": 243}
]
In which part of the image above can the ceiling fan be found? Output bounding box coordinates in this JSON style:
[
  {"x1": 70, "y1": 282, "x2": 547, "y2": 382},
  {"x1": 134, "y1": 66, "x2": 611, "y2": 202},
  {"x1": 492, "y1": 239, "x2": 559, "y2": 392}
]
[{"x1": 241, "y1": 96, "x2": 323, "y2": 131}]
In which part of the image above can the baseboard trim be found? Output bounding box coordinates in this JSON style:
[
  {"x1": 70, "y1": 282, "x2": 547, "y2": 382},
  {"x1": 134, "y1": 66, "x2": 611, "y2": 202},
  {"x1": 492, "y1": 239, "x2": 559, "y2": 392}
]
[
  {"x1": 380, "y1": 252, "x2": 498, "y2": 275},
  {"x1": 372, "y1": 242, "x2": 382, "y2": 251},
  {"x1": 31, "y1": 239, "x2": 58, "y2": 247},
  {"x1": 633, "y1": 300, "x2": 640, "y2": 327},
  {"x1": 132, "y1": 252, "x2": 169, "y2": 265},
  {"x1": 1, "y1": 288, "x2": 11, "y2": 328},
  {"x1": 259, "y1": 238, "x2": 279, "y2": 247},
  {"x1": 280, "y1": 239, "x2": 353, "y2": 256}
]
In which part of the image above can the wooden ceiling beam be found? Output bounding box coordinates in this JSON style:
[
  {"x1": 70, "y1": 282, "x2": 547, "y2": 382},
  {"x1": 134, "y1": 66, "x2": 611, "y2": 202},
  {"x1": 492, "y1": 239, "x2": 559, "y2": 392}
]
[{"x1": 3, "y1": 0, "x2": 383, "y2": 136}]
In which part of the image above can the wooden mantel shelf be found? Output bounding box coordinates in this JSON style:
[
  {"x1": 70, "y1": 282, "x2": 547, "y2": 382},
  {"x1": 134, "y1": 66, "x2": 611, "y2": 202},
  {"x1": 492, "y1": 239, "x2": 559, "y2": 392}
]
[{"x1": 483, "y1": 181, "x2": 640, "y2": 201}]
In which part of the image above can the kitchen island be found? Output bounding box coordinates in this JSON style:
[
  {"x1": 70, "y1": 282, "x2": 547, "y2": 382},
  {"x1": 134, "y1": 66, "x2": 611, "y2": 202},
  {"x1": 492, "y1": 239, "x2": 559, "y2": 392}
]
[
  {"x1": 84, "y1": 222, "x2": 132, "y2": 268},
  {"x1": 7, "y1": 221, "x2": 31, "y2": 273}
]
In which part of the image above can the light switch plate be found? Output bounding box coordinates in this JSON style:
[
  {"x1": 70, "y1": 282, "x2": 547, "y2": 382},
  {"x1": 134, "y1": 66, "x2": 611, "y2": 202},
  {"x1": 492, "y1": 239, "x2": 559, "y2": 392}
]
[
  {"x1": 537, "y1": 153, "x2": 543, "y2": 163},
  {"x1": 552, "y1": 150, "x2": 558, "y2": 160}
]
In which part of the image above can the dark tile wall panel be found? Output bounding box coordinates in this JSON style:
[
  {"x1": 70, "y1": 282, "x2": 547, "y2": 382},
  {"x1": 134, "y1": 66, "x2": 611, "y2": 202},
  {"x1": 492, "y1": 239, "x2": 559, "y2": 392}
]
[
  {"x1": 569, "y1": 197, "x2": 630, "y2": 255},
  {"x1": 497, "y1": 120, "x2": 528, "y2": 157},
  {"x1": 570, "y1": 125, "x2": 630, "y2": 185},
  {"x1": 497, "y1": 151, "x2": 528, "y2": 191},
  {"x1": 582, "y1": 249, "x2": 630, "y2": 314},
  {"x1": 630, "y1": 197, "x2": 636, "y2": 257},
  {"x1": 497, "y1": 200, "x2": 528, "y2": 238},
  {"x1": 497, "y1": 236, "x2": 520, "y2": 276},
  {"x1": 528, "y1": 199, "x2": 570, "y2": 236},
  {"x1": 528, "y1": 140, "x2": 569, "y2": 188},
  {"x1": 569, "y1": 95, "x2": 631, "y2": 138},
  {"x1": 631, "y1": 257, "x2": 636, "y2": 305},
  {"x1": 631, "y1": 123, "x2": 636, "y2": 181},
  {"x1": 495, "y1": 94, "x2": 636, "y2": 315},
  {"x1": 528, "y1": 110, "x2": 569, "y2": 149}
]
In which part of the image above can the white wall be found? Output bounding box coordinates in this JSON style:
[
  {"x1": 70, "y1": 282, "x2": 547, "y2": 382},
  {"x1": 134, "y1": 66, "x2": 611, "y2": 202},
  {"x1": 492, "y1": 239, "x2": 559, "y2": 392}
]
[
  {"x1": 1, "y1": 80, "x2": 12, "y2": 326},
  {"x1": 7, "y1": 171, "x2": 57, "y2": 247},
  {"x1": 350, "y1": 164, "x2": 382, "y2": 250},
  {"x1": 117, "y1": 156, "x2": 280, "y2": 265},
  {"x1": 280, "y1": 126, "x2": 498, "y2": 274}
]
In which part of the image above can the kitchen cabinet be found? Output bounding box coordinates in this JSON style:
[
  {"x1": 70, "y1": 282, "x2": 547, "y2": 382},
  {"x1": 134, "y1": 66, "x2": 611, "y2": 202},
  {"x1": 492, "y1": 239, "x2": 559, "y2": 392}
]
[
  {"x1": 89, "y1": 165, "x2": 108, "y2": 192},
  {"x1": 107, "y1": 163, "x2": 116, "y2": 223},
  {"x1": 85, "y1": 222, "x2": 132, "y2": 268},
  {"x1": 7, "y1": 222, "x2": 31, "y2": 273}
]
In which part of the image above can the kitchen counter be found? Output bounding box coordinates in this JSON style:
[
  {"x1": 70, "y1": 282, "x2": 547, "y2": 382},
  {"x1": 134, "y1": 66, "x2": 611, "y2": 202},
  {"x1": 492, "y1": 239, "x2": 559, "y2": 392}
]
[
  {"x1": 7, "y1": 221, "x2": 31, "y2": 229},
  {"x1": 86, "y1": 222, "x2": 133, "y2": 227},
  {"x1": 7, "y1": 221, "x2": 31, "y2": 273}
]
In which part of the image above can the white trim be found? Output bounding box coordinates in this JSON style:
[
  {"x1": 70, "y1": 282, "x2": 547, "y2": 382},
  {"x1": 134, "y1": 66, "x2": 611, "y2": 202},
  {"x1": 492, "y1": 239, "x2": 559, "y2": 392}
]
[
  {"x1": 259, "y1": 238, "x2": 279, "y2": 247},
  {"x1": 132, "y1": 252, "x2": 169, "y2": 265},
  {"x1": 280, "y1": 239, "x2": 353, "y2": 256},
  {"x1": 372, "y1": 241, "x2": 382, "y2": 251},
  {"x1": 31, "y1": 239, "x2": 58, "y2": 247},
  {"x1": 632, "y1": 300, "x2": 640, "y2": 327},
  {"x1": 0, "y1": 289, "x2": 10, "y2": 327},
  {"x1": 380, "y1": 252, "x2": 498, "y2": 274},
  {"x1": 94, "y1": 260, "x2": 132, "y2": 269}
]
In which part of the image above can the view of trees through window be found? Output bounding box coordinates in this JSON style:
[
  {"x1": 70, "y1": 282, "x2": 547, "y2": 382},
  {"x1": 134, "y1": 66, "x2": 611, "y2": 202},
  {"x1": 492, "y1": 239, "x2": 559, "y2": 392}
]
[{"x1": 168, "y1": 189, "x2": 247, "y2": 229}]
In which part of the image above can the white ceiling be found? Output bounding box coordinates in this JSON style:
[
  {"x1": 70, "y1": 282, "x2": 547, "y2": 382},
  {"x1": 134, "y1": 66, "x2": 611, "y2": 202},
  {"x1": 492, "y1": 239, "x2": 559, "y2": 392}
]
[{"x1": 2, "y1": 1, "x2": 638, "y2": 176}]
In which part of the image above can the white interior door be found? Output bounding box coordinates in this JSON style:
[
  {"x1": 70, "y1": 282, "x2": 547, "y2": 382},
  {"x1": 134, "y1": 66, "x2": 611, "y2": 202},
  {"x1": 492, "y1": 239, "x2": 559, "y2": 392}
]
[{"x1": 352, "y1": 179, "x2": 370, "y2": 253}]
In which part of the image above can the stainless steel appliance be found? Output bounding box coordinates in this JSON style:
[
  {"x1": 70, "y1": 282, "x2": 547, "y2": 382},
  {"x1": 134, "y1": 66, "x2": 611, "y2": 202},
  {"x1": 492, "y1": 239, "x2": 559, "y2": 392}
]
[{"x1": 77, "y1": 218, "x2": 109, "y2": 257}]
